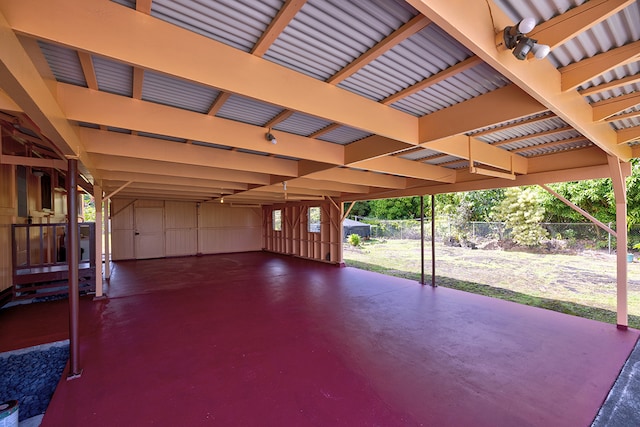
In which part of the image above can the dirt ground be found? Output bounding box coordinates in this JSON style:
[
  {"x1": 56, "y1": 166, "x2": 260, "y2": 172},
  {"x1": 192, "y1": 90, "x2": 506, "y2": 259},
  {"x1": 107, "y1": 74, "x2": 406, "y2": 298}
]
[{"x1": 343, "y1": 239, "x2": 640, "y2": 318}]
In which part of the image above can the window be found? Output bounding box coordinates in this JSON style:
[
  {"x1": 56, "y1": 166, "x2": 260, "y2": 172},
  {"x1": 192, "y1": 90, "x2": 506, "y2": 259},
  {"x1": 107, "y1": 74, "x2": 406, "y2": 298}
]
[
  {"x1": 308, "y1": 206, "x2": 320, "y2": 233},
  {"x1": 273, "y1": 210, "x2": 282, "y2": 231},
  {"x1": 17, "y1": 165, "x2": 27, "y2": 217},
  {"x1": 41, "y1": 173, "x2": 52, "y2": 210}
]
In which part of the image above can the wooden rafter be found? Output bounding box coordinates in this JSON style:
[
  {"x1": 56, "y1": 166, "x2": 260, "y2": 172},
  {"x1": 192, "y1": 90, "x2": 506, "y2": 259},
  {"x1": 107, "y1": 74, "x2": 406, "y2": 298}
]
[
  {"x1": 560, "y1": 40, "x2": 640, "y2": 92},
  {"x1": 491, "y1": 126, "x2": 573, "y2": 147},
  {"x1": 579, "y1": 74, "x2": 640, "y2": 97},
  {"x1": 132, "y1": 67, "x2": 144, "y2": 99},
  {"x1": 350, "y1": 156, "x2": 456, "y2": 183},
  {"x1": 591, "y1": 92, "x2": 640, "y2": 121},
  {"x1": 308, "y1": 123, "x2": 341, "y2": 138},
  {"x1": 78, "y1": 52, "x2": 98, "y2": 90},
  {"x1": 265, "y1": 109, "x2": 294, "y2": 128},
  {"x1": 606, "y1": 110, "x2": 640, "y2": 123},
  {"x1": 511, "y1": 137, "x2": 589, "y2": 154},
  {"x1": 471, "y1": 113, "x2": 555, "y2": 137},
  {"x1": 406, "y1": 0, "x2": 631, "y2": 160},
  {"x1": 528, "y1": 0, "x2": 635, "y2": 51},
  {"x1": 617, "y1": 126, "x2": 640, "y2": 145},
  {"x1": 135, "y1": 0, "x2": 152, "y2": 14},
  {"x1": 382, "y1": 56, "x2": 482, "y2": 105},
  {"x1": 207, "y1": 92, "x2": 231, "y2": 116},
  {"x1": 251, "y1": 0, "x2": 306, "y2": 57},
  {"x1": 328, "y1": 14, "x2": 431, "y2": 85}
]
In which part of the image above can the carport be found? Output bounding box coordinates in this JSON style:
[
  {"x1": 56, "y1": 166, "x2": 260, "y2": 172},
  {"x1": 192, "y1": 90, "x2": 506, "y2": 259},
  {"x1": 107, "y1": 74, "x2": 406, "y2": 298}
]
[{"x1": 0, "y1": 0, "x2": 639, "y2": 424}]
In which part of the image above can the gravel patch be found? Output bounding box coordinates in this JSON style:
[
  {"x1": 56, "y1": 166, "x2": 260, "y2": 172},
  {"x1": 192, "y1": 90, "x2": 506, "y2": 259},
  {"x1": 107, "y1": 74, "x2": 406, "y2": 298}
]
[{"x1": 0, "y1": 341, "x2": 69, "y2": 422}]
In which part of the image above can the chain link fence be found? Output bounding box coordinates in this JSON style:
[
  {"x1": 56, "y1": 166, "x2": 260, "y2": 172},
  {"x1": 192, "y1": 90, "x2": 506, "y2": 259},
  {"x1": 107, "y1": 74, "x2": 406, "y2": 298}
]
[{"x1": 351, "y1": 216, "x2": 636, "y2": 252}]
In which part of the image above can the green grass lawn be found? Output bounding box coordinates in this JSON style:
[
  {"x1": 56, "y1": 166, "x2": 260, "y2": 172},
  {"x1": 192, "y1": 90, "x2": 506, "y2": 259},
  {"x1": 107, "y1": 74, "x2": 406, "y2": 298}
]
[{"x1": 344, "y1": 239, "x2": 640, "y2": 329}]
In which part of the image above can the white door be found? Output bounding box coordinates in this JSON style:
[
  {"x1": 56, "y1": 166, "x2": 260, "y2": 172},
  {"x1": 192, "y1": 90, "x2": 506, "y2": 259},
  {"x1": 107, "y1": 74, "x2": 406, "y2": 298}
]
[{"x1": 134, "y1": 207, "x2": 165, "y2": 259}]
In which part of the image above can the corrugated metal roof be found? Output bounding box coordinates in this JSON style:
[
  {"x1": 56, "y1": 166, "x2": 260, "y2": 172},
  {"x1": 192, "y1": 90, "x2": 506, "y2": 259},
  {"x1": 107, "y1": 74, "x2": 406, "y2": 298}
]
[
  {"x1": 399, "y1": 148, "x2": 441, "y2": 161},
  {"x1": 149, "y1": 0, "x2": 284, "y2": 52},
  {"x1": 38, "y1": 41, "x2": 86, "y2": 87},
  {"x1": 142, "y1": 71, "x2": 219, "y2": 114},
  {"x1": 263, "y1": 0, "x2": 417, "y2": 81},
  {"x1": 137, "y1": 131, "x2": 187, "y2": 143},
  {"x1": 110, "y1": 0, "x2": 134, "y2": 9},
  {"x1": 391, "y1": 63, "x2": 510, "y2": 116},
  {"x1": 424, "y1": 154, "x2": 461, "y2": 165},
  {"x1": 584, "y1": 82, "x2": 640, "y2": 104},
  {"x1": 93, "y1": 56, "x2": 133, "y2": 97},
  {"x1": 338, "y1": 24, "x2": 474, "y2": 102},
  {"x1": 495, "y1": 1, "x2": 639, "y2": 69},
  {"x1": 106, "y1": 127, "x2": 131, "y2": 134},
  {"x1": 192, "y1": 141, "x2": 233, "y2": 150},
  {"x1": 215, "y1": 94, "x2": 284, "y2": 127},
  {"x1": 476, "y1": 117, "x2": 571, "y2": 143},
  {"x1": 273, "y1": 112, "x2": 333, "y2": 136},
  {"x1": 468, "y1": 112, "x2": 556, "y2": 135},
  {"x1": 516, "y1": 139, "x2": 593, "y2": 157},
  {"x1": 610, "y1": 114, "x2": 640, "y2": 132},
  {"x1": 496, "y1": 129, "x2": 582, "y2": 151},
  {"x1": 318, "y1": 126, "x2": 372, "y2": 145},
  {"x1": 580, "y1": 62, "x2": 640, "y2": 92}
]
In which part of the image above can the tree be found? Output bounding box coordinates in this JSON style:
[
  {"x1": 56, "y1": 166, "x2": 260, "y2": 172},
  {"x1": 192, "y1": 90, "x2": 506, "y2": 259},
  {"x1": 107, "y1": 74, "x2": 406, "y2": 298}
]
[
  {"x1": 369, "y1": 196, "x2": 422, "y2": 219},
  {"x1": 493, "y1": 187, "x2": 548, "y2": 246}
]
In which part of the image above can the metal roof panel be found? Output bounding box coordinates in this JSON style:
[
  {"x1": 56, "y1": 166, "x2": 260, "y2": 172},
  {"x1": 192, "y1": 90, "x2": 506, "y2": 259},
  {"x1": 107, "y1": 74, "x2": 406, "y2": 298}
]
[
  {"x1": 93, "y1": 56, "x2": 133, "y2": 97},
  {"x1": 318, "y1": 126, "x2": 372, "y2": 145},
  {"x1": 38, "y1": 41, "x2": 86, "y2": 87},
  {"x1": 215, "y1": 94, "x2": 284, "y2": 127},
  {"x1": 150, "y1": 0, "x2": 284, "y2": 52},
  {"x1": 273, "y1": 112, "x2": 333, "y2": 136},
  {"x1": 142, "y1": 71, "x2": 219, "y2": 114}
]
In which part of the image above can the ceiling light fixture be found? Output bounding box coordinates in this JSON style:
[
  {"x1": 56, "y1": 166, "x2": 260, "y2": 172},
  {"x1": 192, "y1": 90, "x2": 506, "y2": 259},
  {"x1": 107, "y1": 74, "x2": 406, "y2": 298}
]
[
  {"x1": 266, "y1": 132, "x2": 277, "y2": 144},
  {"x1": 496, "y1": 17, "x2": 550, "y2": 60}
]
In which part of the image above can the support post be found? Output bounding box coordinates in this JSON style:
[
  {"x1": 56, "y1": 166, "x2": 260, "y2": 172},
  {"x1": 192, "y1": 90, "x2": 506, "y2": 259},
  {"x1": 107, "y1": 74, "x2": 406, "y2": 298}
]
[
  {"x1": 66, "y1": 157, "x2": 82, "y2": 378},
  {"x1": 93, "y1": 184, "x2": 104, "y2": 299},
  {"x1": 608, "y1": 155, "x2": 628, "y2": 329},
  {"x1": 104, "y1": 198, "x2": 111, "y2": 279},
  {"x1": 420, "y1": 195, "x2": 425, "y2": 285},
  {"x1": 431, "y1": 194, "x2": 436, "y2": 288}
]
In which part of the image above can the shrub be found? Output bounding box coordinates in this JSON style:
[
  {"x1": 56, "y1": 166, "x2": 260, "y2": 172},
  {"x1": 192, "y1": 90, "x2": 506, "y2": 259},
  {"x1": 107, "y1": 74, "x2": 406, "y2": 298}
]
[{"x1": 348, "y1": 233, "x2": 361, "y2": 247}]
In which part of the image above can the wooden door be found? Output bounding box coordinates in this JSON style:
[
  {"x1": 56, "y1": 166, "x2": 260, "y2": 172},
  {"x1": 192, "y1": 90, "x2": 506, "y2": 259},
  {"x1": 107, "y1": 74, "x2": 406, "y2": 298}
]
[{"x1": 134, "y1": 206, "x2": 165, "y2": 259}]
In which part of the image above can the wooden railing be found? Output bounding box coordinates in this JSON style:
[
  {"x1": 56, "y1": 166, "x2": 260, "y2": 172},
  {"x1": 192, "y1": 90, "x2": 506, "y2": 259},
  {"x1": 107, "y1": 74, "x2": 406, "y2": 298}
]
[{"x1": 11, "y1": 223, "x2": 96, "y2": 299}]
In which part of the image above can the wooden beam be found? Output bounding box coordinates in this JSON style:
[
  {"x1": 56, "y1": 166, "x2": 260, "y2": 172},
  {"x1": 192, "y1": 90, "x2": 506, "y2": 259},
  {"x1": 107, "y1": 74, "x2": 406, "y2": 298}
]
[
  {"x1": 617, "y1": 126, "x2": 640, "y2": 145},
  {"x1": 132, "y1": 67, "x2": 144, "y2": 99},
  {"x1": 251, "y1": 0, "x2": 306, "y2": 56},
  {"x1": 78, "y1": 127, "x2": 299, "y2": 177},
  {"x1": 99, "y1": 170, "x2": 248, "y2": 191},
  {"x1": 308, "y1": 123, "x2": 341, "y2": 139},
  {"x1": 104, "y1": 180, "x2": 132, "y2": 200},
  {"x1": 91, "y1": 154, "x2": 272, "y2": 185},
  {"x1": 0, "y1": 9, "x2": 95, "y2": 175},
  {"x1": 422, "y1": 134, "x2": 528, "y2": 174},
  {"x1": 383, "y1": 56, "x2": 483, "y2": 105},
  {"x1": 511, "y1": 137, "x2": 589, "y2": 154},
  {"x1": 344, "y1": 135, "x2": 413, "y2": 164},
  {"x1": 264, "y1": 109, "x2": 294, "y2": 128},
  {"x1": 56, "y1": 83, "x2": 345, "y2": 165},
  {"x1": 77, "y1": 52, "x2": 98, "y2": 90},
  {"x1": 307, "y1": 167, "x2": 407, "y2": 189},
  {"x1": 418, "y1": 85, "x2": 547, "y2": 143},
  {"x1": 539, "y1": 184, "x2": 616, "y2": 237},
  {"x1": 579, "y1": 74, "x2": 640, "y2": 97},
  {"x1": 560, "y1": 41, "x2": 640, "y2": 92},
  {"x1": 0, "y1": 153, "x2": 67, "y2": 169},
  {"x1": 592, "y1": 92, "x2": 640, "y2": 121},
  {"x1": 328, "y1": 14, "x2": 431, "y2": 85},
  {"x1": 528, "y1": 0, "x2": 635, "y2": 50},
  {"x1": 406, "y1": 0, "x2": 632, "y2": 161},
  {"x1": 135, "y1": 0, "x2": 152, "y2": 14},
  {"x1": 1, "y1": 0, "x2": 417, "y2": 143},
  {"x1": 471, "y1": 113, "x2": 555, "y2": 137},
  {"x1": 606, "y1": 110, "x2": 640, "y2": 123},
  {"x1": 351, "y1": 156, "x2": 456, "y2": 183},
  {"x1": 492, "y1": 126, "x2": 573, "y2": 147},
  {"x1": 207, "y1": 92, "x2": 231, "y2": 116}
]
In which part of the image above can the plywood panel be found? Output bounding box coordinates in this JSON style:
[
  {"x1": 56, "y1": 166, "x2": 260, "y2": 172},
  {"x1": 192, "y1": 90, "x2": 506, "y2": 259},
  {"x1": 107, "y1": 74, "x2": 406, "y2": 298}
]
[
  {"x1": 111, "y1": 229, "x2": 134, "y2": 260},
  {"x1": 200, "y1": 204, "x2": 261, "y2": 228},
  {"x1": 165, "y1": 201, "x2": 197, "y2": 229},
  {"x1": 199, "y1": 227, "x2": 261, "y2": 254},
  {"x1": 135, "y1": 200, "x2": 164, "y2": 208},
  {"x1": 166, "y1": 229, "x2": 197, "y2": 256}
]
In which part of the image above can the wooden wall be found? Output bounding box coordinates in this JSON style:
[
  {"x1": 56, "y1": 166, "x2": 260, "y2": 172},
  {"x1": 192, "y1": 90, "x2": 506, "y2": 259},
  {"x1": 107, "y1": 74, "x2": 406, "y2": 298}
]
[
  {"x1": 110, "y1": 199, "x2": 262, "y2": 260},
  {"x1": 263, "y1": 201, "x2": 343, "y2": 264},
  {"x1": 0, "y1": 163, "x2": 67, "y2": 292}
]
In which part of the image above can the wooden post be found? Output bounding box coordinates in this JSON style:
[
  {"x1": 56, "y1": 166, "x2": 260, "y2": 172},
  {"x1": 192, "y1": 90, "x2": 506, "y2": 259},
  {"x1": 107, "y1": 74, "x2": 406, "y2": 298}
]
[
  {"x1": 431, "y1": 194, "x2": 436, "y2": 288},
  {"x1": 420, "y1": 195, "x2": 425, "y2": 285},
  {"x1": 94, "y1": 184, "x2": 104, "y2": 298},
  {"x1": 104, "y1": 198, "x2": 111, "y2": 279},
  {"x1": 608, "y1": 155, "x2": 628, "y2": 329},
  {"x1": 66, "y1": 157, "x2": 82, "y2": 378}
]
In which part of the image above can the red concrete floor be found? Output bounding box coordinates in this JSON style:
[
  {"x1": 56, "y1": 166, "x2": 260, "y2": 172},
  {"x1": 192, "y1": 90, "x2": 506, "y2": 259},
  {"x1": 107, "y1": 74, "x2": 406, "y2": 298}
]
[{"x1": 8, "y1": 252, "x2": 640, "y2": 426}]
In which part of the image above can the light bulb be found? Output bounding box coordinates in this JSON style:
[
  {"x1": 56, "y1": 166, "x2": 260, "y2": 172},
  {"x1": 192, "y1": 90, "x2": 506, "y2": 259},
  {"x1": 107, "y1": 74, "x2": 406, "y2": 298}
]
[
  {"x1": 517, "y1": 17, "x2": 536, "y2": 34},
  {"x1": 532, "y1": 43, "x2": 550, "y2": 59}
]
